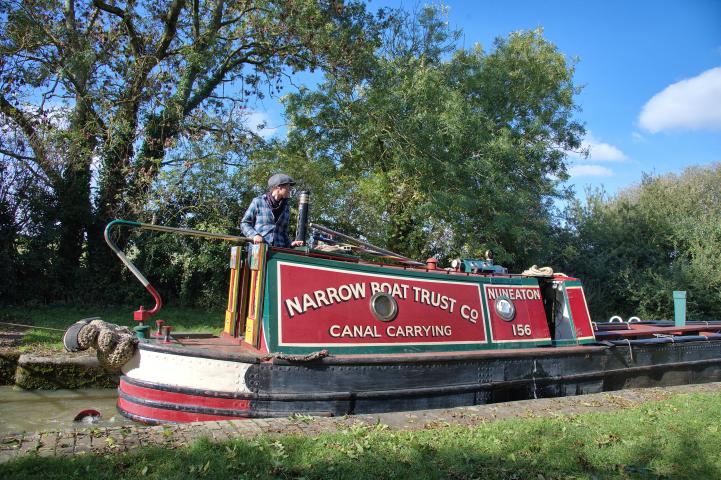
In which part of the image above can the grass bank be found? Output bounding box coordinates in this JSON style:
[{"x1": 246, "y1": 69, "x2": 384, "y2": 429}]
[
  {"x1": 2, "y1": 391, "x2": 721, "y2": 479},
  {"x1": 1, "y1": 306, "x2": 221, "y2": 353}
]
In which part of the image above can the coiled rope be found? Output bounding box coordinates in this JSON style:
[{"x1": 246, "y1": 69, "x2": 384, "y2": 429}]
[
  {"x1": 521, "y1": 265, "x2": 555, "y2": 276},
  {"x1": 70, "y1": 319, "x2": 138, "y2": 370}
]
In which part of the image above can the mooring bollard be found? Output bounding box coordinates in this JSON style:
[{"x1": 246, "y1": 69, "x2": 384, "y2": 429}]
[{"x1": 673, "y1": 291, "x2": 687, "y2": 327}]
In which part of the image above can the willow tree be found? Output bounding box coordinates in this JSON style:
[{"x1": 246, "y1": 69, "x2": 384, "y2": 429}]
[
  {"x1": 0, "y1": 0, "x2": 382, "y2": 297},
  {"x1": 270, "y1": 7, "x2": 584, "y2": 267}
]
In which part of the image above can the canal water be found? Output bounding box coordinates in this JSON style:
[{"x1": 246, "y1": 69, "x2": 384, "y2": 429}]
[{"x1": 0, "y1": 386, "x2": 135, "y2": 434}]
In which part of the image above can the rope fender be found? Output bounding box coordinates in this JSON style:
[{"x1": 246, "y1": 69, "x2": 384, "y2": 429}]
[{"x1": 64, "y1": 318, "x2": 138, "y2": 370}]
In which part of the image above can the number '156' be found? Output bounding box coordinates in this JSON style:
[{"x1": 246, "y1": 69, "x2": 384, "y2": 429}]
[{"x1": 512, "y1": 324, "x2": 532, "y2": 336}]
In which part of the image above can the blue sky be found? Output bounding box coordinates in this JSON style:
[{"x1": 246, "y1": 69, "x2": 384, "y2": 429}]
[{"x1": 254, "y1": 0, "x2": 721, "y2": 199}]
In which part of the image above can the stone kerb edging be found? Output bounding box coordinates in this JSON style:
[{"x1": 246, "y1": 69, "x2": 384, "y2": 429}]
[
  {"x1": 2, "y1": 382, "x2": 721, "y2": 464},
  {"x1": 1, "y1": 353, "x2": 118, "y2": 389}
]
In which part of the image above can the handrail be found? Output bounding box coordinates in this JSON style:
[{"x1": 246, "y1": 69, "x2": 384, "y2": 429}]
[{"x1": 104, "y1": 219, "x2": 252, "y2": 322}]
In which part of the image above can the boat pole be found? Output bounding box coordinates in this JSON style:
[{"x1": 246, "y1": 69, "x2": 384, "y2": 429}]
[
  {"x1": 308, "y1": 223, "x2": 425, "y2": 267},
  {"x1": 104, "y1": 220, "x2": 252, "y2": 322}
]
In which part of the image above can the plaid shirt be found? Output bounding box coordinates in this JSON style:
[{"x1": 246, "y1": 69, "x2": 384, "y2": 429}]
[{"x1": 240, "y1": 194, "x2": 292, "y2": 247}]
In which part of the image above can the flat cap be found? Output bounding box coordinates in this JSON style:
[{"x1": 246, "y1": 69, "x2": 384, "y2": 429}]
[{"x1": 267, "y1": 173, "x2": 296, "y2": 190}]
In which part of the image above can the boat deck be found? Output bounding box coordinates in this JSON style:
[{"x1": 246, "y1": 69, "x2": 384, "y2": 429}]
[
  {"x1": 142, "y1": 334, "x2": 609, "y2": 363},
  {"x1": 595, "y1": 324, "x2": 721, "y2": 340}
]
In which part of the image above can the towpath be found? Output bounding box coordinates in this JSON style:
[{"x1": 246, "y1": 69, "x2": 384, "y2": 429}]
[{"x1": 2, "y1": 382, "x2": 721, "y2": 463}]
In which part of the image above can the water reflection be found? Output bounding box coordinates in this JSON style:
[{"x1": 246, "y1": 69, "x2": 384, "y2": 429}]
[{"x1": 0, "y1": 386, "x2": 135, "y2": 434}]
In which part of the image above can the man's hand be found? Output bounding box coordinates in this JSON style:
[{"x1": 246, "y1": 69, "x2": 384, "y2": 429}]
[
  {"x1": 253, "y1": 235, "x2": 263, "y2": 244},
  {"x1": 291, "y1": 240, "x2": 305, "y2": 247}
]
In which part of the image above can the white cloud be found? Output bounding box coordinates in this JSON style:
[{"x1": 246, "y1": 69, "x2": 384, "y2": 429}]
[
  {"x1": 639, "y1": 66, "x2": 721, "y2": 133},
  {"x1": 568, "y1": 164, "x2": 614, "y2": 177},
  {"x1": 566, "y1": 132, "x2": 627, "y2": 162},
  {"x1": 586, "y1": 136, "x2": 627, "y2": 161}
]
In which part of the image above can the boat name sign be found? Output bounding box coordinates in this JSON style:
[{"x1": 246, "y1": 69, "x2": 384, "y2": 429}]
[
  {"x1": 285, "y1": 281, "x2": 470, "y2": 320},
  {"x1": 274, "y1": 261, "x2": 550, "y2": 347}
]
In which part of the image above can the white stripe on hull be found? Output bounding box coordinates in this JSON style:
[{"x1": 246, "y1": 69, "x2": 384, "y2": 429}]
[{"x1": 121, "y1": 349, "x2": 252, "y2": 394}]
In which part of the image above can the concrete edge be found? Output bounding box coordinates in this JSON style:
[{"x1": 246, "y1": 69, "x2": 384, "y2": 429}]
[
  {"x1": 2, "y1": 381, "x2": 721, "y2": 463},
  {"x1": 10, "y1": 353, "x2": 119, "y2": 390}
]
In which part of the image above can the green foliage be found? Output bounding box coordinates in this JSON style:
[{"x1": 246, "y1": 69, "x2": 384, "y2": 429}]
[
  {"x1": 552, "y1": 164, "x2": 721, "y2": 321},
  {"x1": 0, "y1": 0, "x2": 383, "y2": 305},
  {"x1": 3, "y1": 392, "x2": 721, "y2": 479},
  {"x1": 3, "y1": 1, "x2": 716, "y2": 326},
  {"x1": 124, "y1": 156, "x2": 256, "y2": 309},
  {"x1": 272, "y1": 8, "x2": 583, "y2": 268},
  {"x1": 2, "y1": 2, "x2": 588, "y2": 307}
]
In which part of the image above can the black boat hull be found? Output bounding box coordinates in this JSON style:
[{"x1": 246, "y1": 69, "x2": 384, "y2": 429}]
[{"x1": 117, "y1": 340, "x2": 721, "y2": 423}]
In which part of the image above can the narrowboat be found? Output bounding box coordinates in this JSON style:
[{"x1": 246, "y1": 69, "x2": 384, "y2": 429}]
[{"x1": 64, "y1": 204, "x2": 721, "y2": 424}]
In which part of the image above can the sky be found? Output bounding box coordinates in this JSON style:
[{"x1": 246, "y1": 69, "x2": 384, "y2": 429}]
[{"x1": 254, "y1": 0, "x2": 721, "y2": 199}]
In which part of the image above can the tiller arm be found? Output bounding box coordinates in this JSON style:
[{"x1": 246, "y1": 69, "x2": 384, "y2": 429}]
[{"x1": 104, "y1": 219, "x2": 252, "y2": 322}]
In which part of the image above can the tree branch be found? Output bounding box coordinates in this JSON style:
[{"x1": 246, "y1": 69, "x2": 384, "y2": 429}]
[
  {"x1": 85, "y1": 4, "x2": 100, "y2": 35},
  {"x1": 92, "y1": 0, "x2": 123, "y2": 16},
  {"x1": 110, "y1": 1, "x2": 187, "y2": 160},
  {"x1": 0, "y1": 94, "x2": 60, "y2": 185},
  {"x1": 154, "y1": 0, "x2": 186, "y2": 59},
  {"x1": 39, "y1": 76, "x2": 61, "y2": 114},
  {"x1": 0, "y1": 148, "x2": 53, "y2": 188},
  {"x1": 192, "y1": 0, "x2": 200, "y2": 39},
  {"x1": 185, "y1": 44, "x2": 274, "y2": 114},
  {"x1": 63, "y1": 0, "x2": 78, "y2": 47},
  {"x1": 210, "y1": 0, "x2": 227, "y2": 31},
  {"x1": 217, "y1": 2, "x2": 259, "y2": 29},
  {"x1": 0, "y1": 147, "x2": 36, "y2": 162},
  {"x1": 92, "y1": 0, "x2": 144, "y2": 56},
  {"x1": 23, "y1": 8, "x2": 67, "y2": 57}
]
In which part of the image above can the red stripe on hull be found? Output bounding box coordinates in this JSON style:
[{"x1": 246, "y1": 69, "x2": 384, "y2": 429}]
[
  {"x1": 119, "y1": 378, "x2": 251, "y2": 411},
  {"x1": 117, "y1": 397, "x2": 248, "y2": 423}
]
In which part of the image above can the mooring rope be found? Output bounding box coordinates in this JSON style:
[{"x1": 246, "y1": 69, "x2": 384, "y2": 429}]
[
  {"x1": 0, "y1": 321, "x2": 66, "y2": 332},
  {"x1": 260, "y1": 349, "x2": 330, "y2": 362}
]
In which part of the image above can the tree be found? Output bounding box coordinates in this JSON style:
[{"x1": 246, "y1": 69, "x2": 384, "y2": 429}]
[
  {"x1": 0, "y1": 0, "x2": 383, "y2": 301},
  {"x1": 269, "y1": 7, "x2": 584, "y2": 268},
  {"x1": 553, "y1": 165, "x2": 721, "y2": 321},
  {"x1": 0, "y1": 160, "x2": 29, "y2": 303}
]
